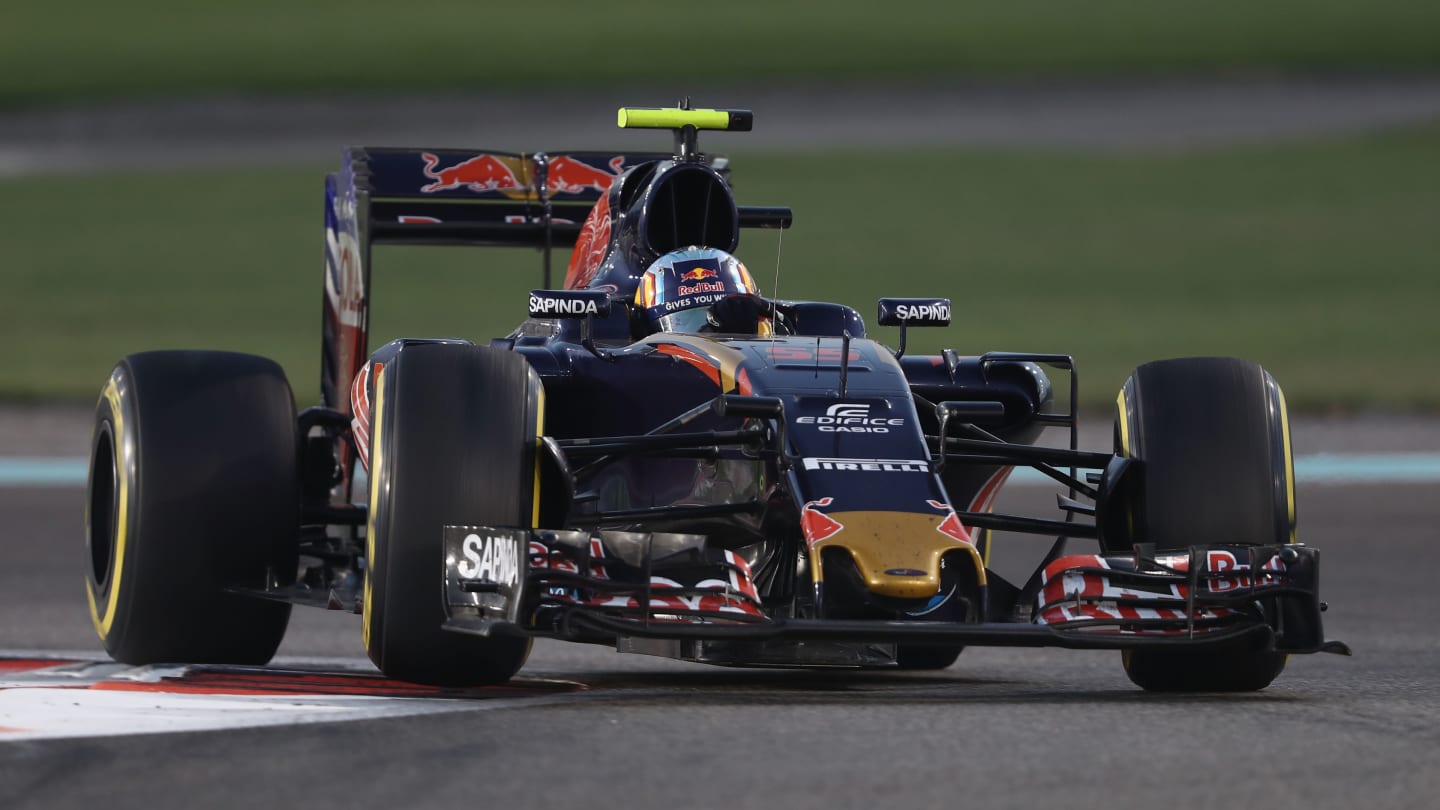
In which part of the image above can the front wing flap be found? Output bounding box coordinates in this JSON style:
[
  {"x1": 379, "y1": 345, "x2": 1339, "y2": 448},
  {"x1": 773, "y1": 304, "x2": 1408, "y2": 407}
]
[
  {"x1": 443, "y1": 525, "x2": 767, "y2": 638},
  {"x1": 1032, "y1": 544, "x2": 1340, "y2": 653}
]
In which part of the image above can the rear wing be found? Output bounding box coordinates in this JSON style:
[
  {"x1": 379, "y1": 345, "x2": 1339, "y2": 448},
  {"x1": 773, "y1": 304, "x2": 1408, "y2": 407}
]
[
  {"x1": 322, "y1": 141, "x2": 794, "y2": 409},
  {"x1": 322, "y1": 146, "x2": 664, "y2": 411},
  {"x1": 351, "y1": 147, "x2": 668, "y2": 249}
]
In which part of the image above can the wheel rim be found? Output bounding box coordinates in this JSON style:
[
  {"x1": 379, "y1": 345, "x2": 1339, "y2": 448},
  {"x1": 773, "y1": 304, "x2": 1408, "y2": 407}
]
[{"x1": 87, "y1": 423, "x2": 118, "y2": 589}]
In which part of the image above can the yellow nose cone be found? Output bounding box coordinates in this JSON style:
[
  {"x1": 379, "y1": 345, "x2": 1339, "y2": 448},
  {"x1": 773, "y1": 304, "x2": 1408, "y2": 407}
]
[{"x1": 810, "y1": 511, "x2": 984, "y2": 599}]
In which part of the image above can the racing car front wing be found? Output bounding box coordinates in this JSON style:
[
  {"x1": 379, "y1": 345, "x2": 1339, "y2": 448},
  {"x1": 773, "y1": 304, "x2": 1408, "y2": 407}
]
[{"x1": 440, "y1": 526, "x2": 1350, "y2": 663}]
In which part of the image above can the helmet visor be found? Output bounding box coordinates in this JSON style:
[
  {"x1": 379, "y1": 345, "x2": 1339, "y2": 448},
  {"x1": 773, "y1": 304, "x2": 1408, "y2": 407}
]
[{"x1": 654, "y1": 306, "x2": 713, "y2": 334}]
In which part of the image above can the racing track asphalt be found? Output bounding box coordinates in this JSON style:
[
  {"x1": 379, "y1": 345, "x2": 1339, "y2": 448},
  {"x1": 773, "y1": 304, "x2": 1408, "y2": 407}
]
[{"x1": 1, "y1": 465, "x2": 1437, "y2": 808}]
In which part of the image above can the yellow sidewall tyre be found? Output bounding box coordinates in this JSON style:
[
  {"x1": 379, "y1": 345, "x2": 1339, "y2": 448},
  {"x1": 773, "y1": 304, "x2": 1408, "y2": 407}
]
[
  {"x1": 1114, "y1": 357, "x2": 1294, "y2": 692},
  {"x1": 85, "y1": 351, "x2": 298, "y2": 665},
  {"x1": 363, "y1": 344, "x2": 539, "y2": 686}
]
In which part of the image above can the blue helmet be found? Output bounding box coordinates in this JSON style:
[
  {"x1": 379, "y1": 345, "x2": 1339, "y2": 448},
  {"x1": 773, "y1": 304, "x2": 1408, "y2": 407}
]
[{"x1": 635, "y1": 247, "x2": 766, "y2": 334}]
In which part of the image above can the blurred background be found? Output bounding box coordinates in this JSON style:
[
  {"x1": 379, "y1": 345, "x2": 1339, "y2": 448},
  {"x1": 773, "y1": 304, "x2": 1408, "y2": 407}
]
[{"x1": 2, "y1": 0, "x2": 1438, "y2": 412}]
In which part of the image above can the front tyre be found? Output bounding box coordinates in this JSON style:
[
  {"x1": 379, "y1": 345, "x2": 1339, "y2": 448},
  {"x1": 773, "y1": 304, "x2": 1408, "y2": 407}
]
[
  {"x1": 85, "y1": 351, "x2": 298, "y2": 665},
  {"x1": 364, "y1": 344, "x2": 540, "y2": 686},
  {"x1": 1114, "y1": 357, "x2": 1294, "y2": 692},
  {"x1": 1122, "y1": 640, "x2": 1287, "y2": 693}
]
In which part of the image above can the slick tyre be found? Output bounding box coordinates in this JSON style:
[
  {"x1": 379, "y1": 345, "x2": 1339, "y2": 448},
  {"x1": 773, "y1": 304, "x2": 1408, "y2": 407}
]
[
  {"x1": 85, "y1": 351, "x2": 298, "y2": 665},
  {"x1": 364, "y1": 344, "x2": 540, "y2": 686},
  {"x1": 1114, "y1": 357, "x2": 1294, "y2": 692}
]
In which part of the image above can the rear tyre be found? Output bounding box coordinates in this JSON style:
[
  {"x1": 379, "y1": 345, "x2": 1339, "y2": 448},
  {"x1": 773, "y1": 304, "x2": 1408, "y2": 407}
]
[
  {"x1": 364, "y1": 344, "x2": 539, "y2": 686},
  {"x1": 1114, "y1": 357, "x2": 1294, "y2": 692},
  {"x1": 85, "y1": 351, "x2": 298, "y2": 665}
]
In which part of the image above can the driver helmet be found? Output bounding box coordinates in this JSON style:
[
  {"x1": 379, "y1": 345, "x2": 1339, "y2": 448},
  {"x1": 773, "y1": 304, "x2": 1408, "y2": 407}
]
[{"x1": 635, "y1": 247, "x2": 769, "y2": 335}]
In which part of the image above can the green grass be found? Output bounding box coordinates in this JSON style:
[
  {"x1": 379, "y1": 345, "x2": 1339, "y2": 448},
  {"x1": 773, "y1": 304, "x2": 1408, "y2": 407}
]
[
  {"x1": 2, "y1": 127, "x2": 1438, "y2": 409},
  {"x1": 4, "y1": 0, "x2": 1440, "y2": 105}
]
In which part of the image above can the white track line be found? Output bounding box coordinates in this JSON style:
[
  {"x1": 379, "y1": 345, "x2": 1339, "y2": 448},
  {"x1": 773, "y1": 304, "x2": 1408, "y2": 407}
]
[{"x1": 0, "y1": 657, "x2": 576, "y2": 742}]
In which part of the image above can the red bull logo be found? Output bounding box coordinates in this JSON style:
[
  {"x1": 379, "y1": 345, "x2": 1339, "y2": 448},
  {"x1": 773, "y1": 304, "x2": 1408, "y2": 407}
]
[
  {"x1": 680, "y1": 267, "x2": 718, "y2": 281},
  {"x1": 928, "y1": 500, "x2": 973, "y2": 544},
  {"x1": 936, "y1": 511, "x2": 972, "y2": 544},
  {"x1": 546, "y1": 155, "x2": 625, "y2": 194},
  {"x1": 801, "y1": 498, "x2": 844, "y2": 547},
  {"x1": 677, "y1": 281, "x2": 726, "y2": 296},
  {"x1": 565, "y1": 194, "x2": 614, "y2": 289},
  {"x1": 420, "y1": 153, "x2": 523, "y2": 193}
]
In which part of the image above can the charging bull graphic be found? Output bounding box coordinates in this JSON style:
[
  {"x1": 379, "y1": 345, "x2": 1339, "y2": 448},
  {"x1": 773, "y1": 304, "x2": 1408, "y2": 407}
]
[
  {"x1": 545, "y1": 155, "x2": 626, "y2": 194},
  {"x1": 420, "y1": 153, "x2": 524, "y2": 193},
  {"x1": 421, "y1": 153, "x2": 626, "y2": 197}
]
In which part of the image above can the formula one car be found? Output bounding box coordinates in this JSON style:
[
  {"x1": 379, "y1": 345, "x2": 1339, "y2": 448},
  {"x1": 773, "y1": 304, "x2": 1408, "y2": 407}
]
[{"x1": 83, "y1": 103, "x2": 1349, "y2": 692}]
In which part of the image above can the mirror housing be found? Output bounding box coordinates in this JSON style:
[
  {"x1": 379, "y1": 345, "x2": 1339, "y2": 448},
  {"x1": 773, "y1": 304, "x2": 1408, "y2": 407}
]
[
  {"x1": 877, "y1": 298, "x2": 951, "y2": 327},
  {"x1": 529, "y1": 289, "x2": 612, "y2": 319}
]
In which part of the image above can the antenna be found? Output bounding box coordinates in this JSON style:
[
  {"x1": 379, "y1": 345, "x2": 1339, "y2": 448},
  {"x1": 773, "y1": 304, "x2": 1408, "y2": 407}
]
[{"x1": 771, "y1": 226, "x2": 784, "y2": 315}]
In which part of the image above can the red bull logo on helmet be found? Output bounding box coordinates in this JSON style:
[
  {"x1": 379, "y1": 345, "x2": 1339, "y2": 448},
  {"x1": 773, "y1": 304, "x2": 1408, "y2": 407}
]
[
  {"x1": 677, "y1": 280, "x2": 726, "y2": 296},
  {"x1": 637, "y1": 248, "x2": 759, "y2": 316}
]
